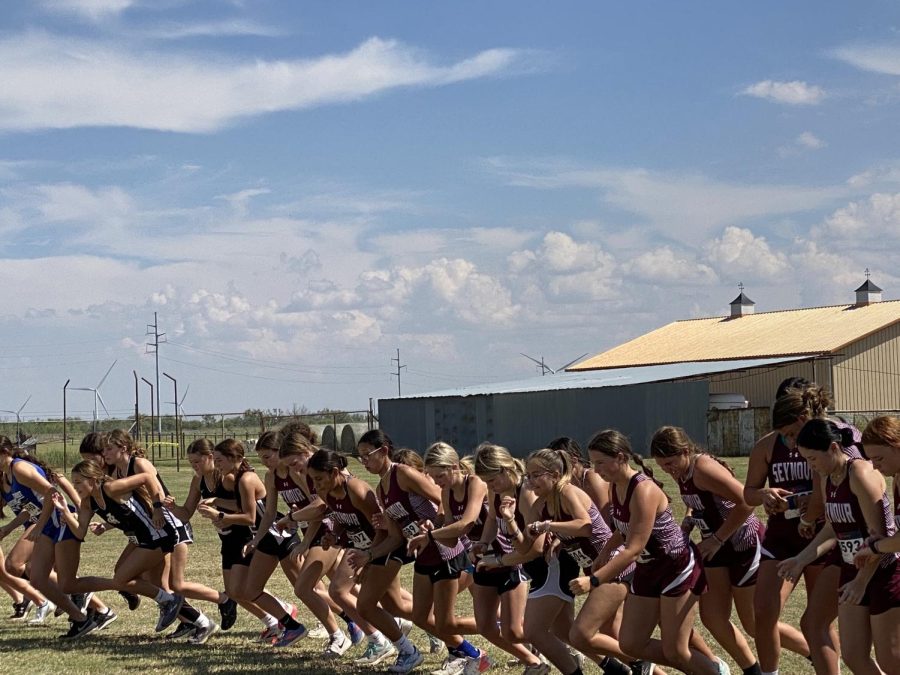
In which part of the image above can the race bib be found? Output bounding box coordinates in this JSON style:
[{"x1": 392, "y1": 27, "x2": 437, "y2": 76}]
[
  {"x1": 126, "y1": 534, "x2": 140, "y2": 546},
  {"x1": 691, "y1": 511, "x2": 711, "y2": 535},
  {"x1": 785, "y1": 490, "x2": 812, "y2": 520},
  {"x1": 24, "y1": 502, "x2": 41, "y2": 518},
  {"x1": 565, "y1": 546, "x2": 594, "y2": 569},
  {"x1": 402, "y1": 521, "x2": 421, "y2": 538},
  {"x1": 348, "y1": 530, "x2": 372, "y2": 550},
  {"x1": 838, "y1": 535, "x2": 864, "y2": 564}
]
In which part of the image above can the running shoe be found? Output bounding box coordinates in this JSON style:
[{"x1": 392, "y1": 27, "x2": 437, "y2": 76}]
[
  {"x1": 91, "y1": 609, "x2": 118, "y2": 631},
  {"x1": 428, "y1": 632, "x2": 444, "y2": 653},
  {"x1": 354, "y1": 639, "x2": 397, "y2": 666},
  {"x1": 630, "y1": 662, "x2": 655, "y2": 675},
  {"x1": 521, "y1": 664, "x2": 550, "y2": 675},
  {"x1": 389, "y1": 646, "x2": 425, "y2": 674},
  {"x1": 9, "y1": 599, "x2": 32, "y2": 621},
  {"x1": 155, "y1": 594, "x2": 185, "y2": 632},
  {"x1": 218, "y1": 597, "x2": 238, "y2": 631},
  {"x1": 188, "y1": 621, "x2": 220, "y2": 645},
  {"x1": 119, "y1": 591, "x2": 141, "y2": 611},
  {"x1": 463, "y1": 650, "x2": 492, "y2": 675},
  {"x1": 27, "y1": 600, "x2": 56, "y2": 625},
  {"x1": 308, "y1": 623, "x2": 330, "y2": 639},
  {"x1": 569, "y1": 647, "x2": 586, "y2": 671},
  {"x1": 346, "y1": 620, "x2": 365, "y2": 645},
  {"x1": 166, "y1": 622, "x2": 196, "y2": 640},
  {"x1": 273, "y1": 624, "x2": 308, "y2": 648},
  {"x1": 397, "y1": 617, "x2": 414, "y2": 636},
  {"x1": 59, "y1": 615, "x2": 99, "y2": 640},
  {"x1": 258, "y1": 625, "x2": 280, "y2": 644},
  {"x1": 323, "y1": 631, "x2": 352, "y2": 657},
  {"x1": 431, "y1": 654, "x2": 466, "y2": 675}
]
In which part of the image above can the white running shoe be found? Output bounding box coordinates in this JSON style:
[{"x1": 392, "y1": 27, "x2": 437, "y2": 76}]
[
  {"x1": 431, "y1": 654, "x2": 466, "y2": 675},
  {"x1": 28, "y1": 600, "x2": 56, "y2": 625},
  {"x1": 463, "y1": 650, "x2": 492, "y2": 675},
  {"x1": 324, "y1": 631, "x2": 352, "y2": 657},
  {"x1": 389, "y1": 646, "x2": 425, "y2": 674},
  {"x1": 427, "y1": 632, "x2": 444, "y2": 653},
  {"x1": 354, "y1": 639, "x2": 397, "y2": 666},
  {"x1": 308, "y1": 623, "x2": 330, "y2": 639},
  {"x1": 188, "y1": 621, "x2": 220, "y2": 645},
  {"x1": 396, "y1": 617, "x2": 414, "y2": 637}
]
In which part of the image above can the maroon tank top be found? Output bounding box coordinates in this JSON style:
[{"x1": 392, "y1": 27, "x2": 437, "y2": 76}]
[
  {"x1": 540, "y1": 491, "x2": 611, "y2": 570},
  {"x1": 679, "y1": 456, "x2": 759, "y2": 551},
  {"x1": 493, "y1": 482, "x2": 527, "y2": 556},
  {"x1": 825, "y1": 459, "x2": 896, "y2": 568},
  {"x1": 377, "y1": 464, "x2": 463, "y2": 564},
  {"x1": 611, "y1": 473, "x2": 688, "y2": 564},
  {"x1": 324, "y1": 477, "x2": 377, "y2": 550},
  {"x1": 274, "y1": 470, "x2": 331, "y2": 536},
  {"x1": 767, "y1": 434, "x2": 814, "y2": 524},
  {"x1": 894, "y1": 482, "x2": 900, "y2": 530},
  {"x1": 448, "y1": 475, "x2": 487, "y2": 544}
]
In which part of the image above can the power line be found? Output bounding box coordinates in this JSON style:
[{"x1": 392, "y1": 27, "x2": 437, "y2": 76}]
[
  {"x1": 161, "y1": 355, "x2": 385, "y2": 385},
  {"x1": 167, "y1": 340, "x2": 385, "y2": 373}
]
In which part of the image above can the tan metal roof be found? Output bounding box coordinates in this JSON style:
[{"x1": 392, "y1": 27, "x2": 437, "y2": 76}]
[{"x1": 569, "y1": 300, "x2": 900, "y2": 371}]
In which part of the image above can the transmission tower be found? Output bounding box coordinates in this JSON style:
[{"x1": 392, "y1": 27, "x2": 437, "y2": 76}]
[{"x1": 146, "y1": 312, "x2": 166, "y2": 435}]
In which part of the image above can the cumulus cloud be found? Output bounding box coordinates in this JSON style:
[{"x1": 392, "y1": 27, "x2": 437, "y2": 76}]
[
  {"x1": 623, "y1": 247, "x2": 717, "y2": 284},
  {"x1": 704, "y1": 226, "x2": 790, "y2": 279},
  {"x1": 778, "y1": 131, "x2": 827, "y2": 158},
  {"x1": 0, "y1": 33, "x2": 535, "y2": 133},
  {"x1": 740, "y1": 80, "x2": 826, "y2": 105},
  {"x1": 817, "y1": 192, "x2": 900, "y2": 242}
]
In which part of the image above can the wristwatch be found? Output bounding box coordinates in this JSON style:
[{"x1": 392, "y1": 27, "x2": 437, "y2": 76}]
[{"x1": 589, "y1": 575, "x2": 600, "y2": 588}]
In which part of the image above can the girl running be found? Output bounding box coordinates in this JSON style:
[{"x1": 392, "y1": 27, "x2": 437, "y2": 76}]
[
  {"x1": 0, "y1": 441, "x2": 99, "y2": 639},
  {"x1": 471, "y1": 442, "x2": 546, "y2": 675},
  {"x1": 200, "y1": 438, "x2": 304, "y2": 648},
  {"x1": 547, "y1": 438, "x2": 611, "y2": 523},
  {"x1": 306, "y1": 448, "x2": 409, "y2": 669},
  {"x1": 779, "y1": 419, "x2": 900, "y2": 674},
  {"x1": 650, "y1": 426, "x2": 804, "y2": 675},
  {"x1": 586, "y1": 429, "x2": 726, "y2": 675}
]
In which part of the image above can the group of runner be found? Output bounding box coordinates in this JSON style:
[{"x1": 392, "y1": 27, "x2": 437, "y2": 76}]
[{"x1": 2, "y1": 377, "x2": 900, "y2": 675}]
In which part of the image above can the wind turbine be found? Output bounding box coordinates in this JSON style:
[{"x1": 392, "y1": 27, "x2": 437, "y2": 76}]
[
  {"x1": 0, "y1": 395, "x2": 31, "y2": 442},
  {"x1": 71, "y1": 361, "x2": 117, "y2": 431},
  {"x1": 165, "y1": 384, "x2": 190, "y2": 417},
  {"x1": 520, "y1": 352, "x2": 589, "y2": 376}
]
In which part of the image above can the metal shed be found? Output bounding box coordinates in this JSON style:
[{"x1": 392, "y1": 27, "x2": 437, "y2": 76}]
[{"x1": 378, "y1": 357, "x2": 806, "y2": 457}]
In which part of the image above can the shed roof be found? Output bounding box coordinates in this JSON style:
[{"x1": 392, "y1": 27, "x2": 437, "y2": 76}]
[
  {"x1": 386, "y1": 356, "x2": 811, "y2": 400},
  {"x1": 569, "y1": 299, "x2": 900, "y2": 371}
]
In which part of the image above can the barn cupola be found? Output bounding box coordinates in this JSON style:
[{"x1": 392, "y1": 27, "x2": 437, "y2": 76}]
[
  {"x1": 730, "y1": 283, "x2": 755, "y2": 318},
  {"x1": 855, "y1": 270, "x2": 882, "y2": 306}
]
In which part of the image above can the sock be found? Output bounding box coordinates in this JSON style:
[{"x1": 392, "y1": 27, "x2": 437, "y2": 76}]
[
  {"x1": 218, "y1": 593, "x2": 229, "y2": 605},
  {"x1": 368, "y1": 630, "x2": 385, "y2": 644},
  {"x1": 179, "y1": 602, "x2": 201, "y2": 624},
  {"x1": 339, "y1": 611, "x2": 351, "y2": 623},
  {"x1": 743, "y1": 664, "x2": 762, "y2": 675},
  {"x1": 762, "y1": 671, "x2": 779, "y2": 675},
  {"x1": 263, "y1": 614, "x2": 278, "y2": 629},
  {"x1": 601, "y1": 658, "x2": 631, "y2": 675},
  {"x1": 393, "y1": 634, "x2": 413, "y2": 654},
  {"x1": 330, "y1": 629, "x2": 345, "y2": 641},
  {"x1": 154, "y1": 589, "x2": 175, "y2": 604},
  {"x1": 281, "y1": 614, "x2": 301, "y2": 630},
  {"x1": 454, "y1": 640, "x2": 479, "y2": 659},
  {"x1": 194, "y1": 613, "x2": 211, "y2": 629}
]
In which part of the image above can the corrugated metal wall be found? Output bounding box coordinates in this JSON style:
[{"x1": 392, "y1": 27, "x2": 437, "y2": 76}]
[
  {"x1": 832, "y1": 323, "x2": 900, "y2": 410},
  {"x1": 379, "y1": 380, "x2": 709, "y2": 458},
  {"x1": 707, "y1": 359, "x2": 818, "y2": 407}
]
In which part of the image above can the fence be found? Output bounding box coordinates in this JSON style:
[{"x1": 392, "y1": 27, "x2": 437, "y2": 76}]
[{"x1": 1, "y1": 408, "x2": 376, "y2": 472}]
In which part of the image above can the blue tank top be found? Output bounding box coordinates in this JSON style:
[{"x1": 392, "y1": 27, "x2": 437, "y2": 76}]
[{"x1": 7, "y1": 458, "x2": 47, "y2": 520}]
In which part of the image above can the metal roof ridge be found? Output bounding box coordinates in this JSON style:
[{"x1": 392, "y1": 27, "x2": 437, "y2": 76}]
[{"x1": 673, "y1": 298, "x2": 900, "y2": 323}]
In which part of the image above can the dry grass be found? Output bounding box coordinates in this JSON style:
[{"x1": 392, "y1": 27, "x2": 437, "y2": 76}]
[{"x1": 0, "y1": 457, "x2": 818, "y2": 674}]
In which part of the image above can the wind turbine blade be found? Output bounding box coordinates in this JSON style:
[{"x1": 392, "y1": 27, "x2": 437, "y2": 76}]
[
  {"x1": 17, "y1": 395, "x2": 31, "y2": 415},
  {"x1": 557, "y1": 353, "x2": 589, "y2": 371},
  {"x1": 97, "y1": 360, "x2": 117, "y2": 388},
  {"x1": 520, "y1": 353, "x2": 544, "y2": 368},
  {"x1": 97, "y1": 391, "x2": 111, "y2": 418},
  {"x1": 180, "y1": 385, "x2": 190, "y2": 405}
]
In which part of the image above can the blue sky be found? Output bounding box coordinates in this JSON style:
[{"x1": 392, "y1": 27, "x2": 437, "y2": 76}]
[{"x1": 2, "y1": 0, "x2": 900, "y2": 422}]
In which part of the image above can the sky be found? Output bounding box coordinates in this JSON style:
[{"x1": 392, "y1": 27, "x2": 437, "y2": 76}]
[{"x1": 2, "y1": 0, "x2": 900, "y2": 423}]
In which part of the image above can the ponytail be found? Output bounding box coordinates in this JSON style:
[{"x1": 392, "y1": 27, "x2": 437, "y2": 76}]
[
  {"x1": 527, "y1": 447, "x2": 572, "y2": 518},
  {"x1": 649, "y1": 425, "x2": 735, "y2": 476}
]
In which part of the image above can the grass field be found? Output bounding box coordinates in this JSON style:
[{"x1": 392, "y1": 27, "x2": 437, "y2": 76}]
[{"x1": 0, "y1": 456, "x2": 821, "y2": 674}]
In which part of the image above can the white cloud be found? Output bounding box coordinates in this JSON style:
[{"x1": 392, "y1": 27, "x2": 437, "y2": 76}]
[
  {"x1": 486, "y1": 158, "x2": 847, "y2": 240},
  {"x1": 623, "y1": 247, "x2": 717, "y2": 284},
  {"x1": 817, "y1": 192, "x2": 900, "y2": 242},
  {"x1": 705, "y1": 226, "x2": 790, "y2": 279},
  {"x1": 39, "y1": 0, "x2": 135, "y2": 21},
  {"x1": 833, "y1": 44, "x2": 900, "y2": 76},
  {"x1": 740, "y1": 80, "x2": 826, "y2": 105},
  {"x1": 0, "y1": 33, "x2": 534, "y2": 133},
  {"x1": 778, "y1": 131, "x2": 827, "y2": 157},
  {"x1": 143, "y1": 20, "x2": 286, "y2": 40}
]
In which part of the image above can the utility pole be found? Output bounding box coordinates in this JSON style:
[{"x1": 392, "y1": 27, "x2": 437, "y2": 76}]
[
  {"x1": 146, "y1": 312, "x2": 166, "y2": 436},
  {"x1": 391, "y1": 348, "x2": 406, "y2": 397}
]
